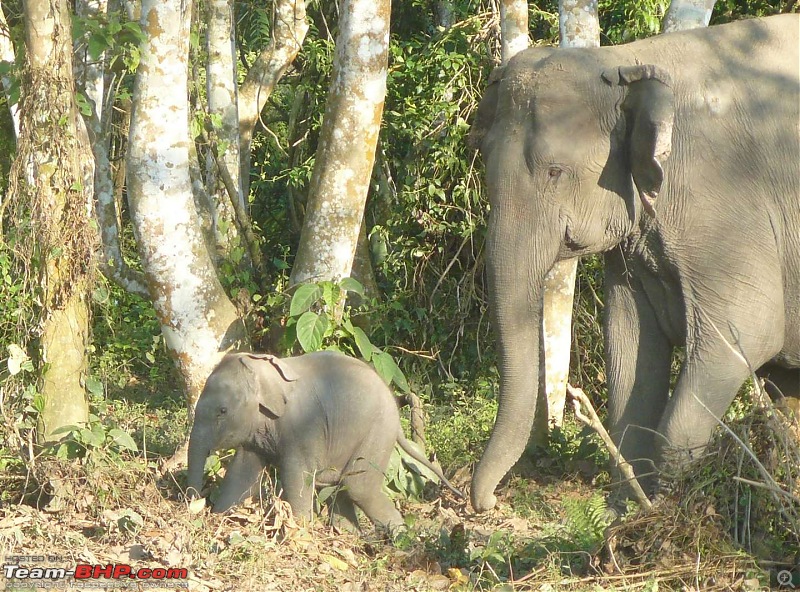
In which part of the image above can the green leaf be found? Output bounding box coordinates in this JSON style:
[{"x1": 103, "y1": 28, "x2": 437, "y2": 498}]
[
  {"x1": 339, "y1": 277, "x2": 364, "y2": 296},
  {"x1": 290, "y1": 284, "x2": 322, "y2": 317},
  {"x1": 85, "y1": 377, "x2": 104, "y2": 397},
  {"x1": 50, "y1": 424, "x2": 81, "y2": 437},
  {"x1": 352, "y1": 326, "x2": 375, "y2": 362},
  {"x1": 296, "y1": 311, "x2": 328, "y2": 352},
  {"x1": 372, "y1": 351, "x2": 410, "y2": 393},
  {"x1": 321, "y1": 281, "x2": 339, "y2": 308},
  {"x1": 108, "y1": 428, "x2": 138, "y2": 452}
]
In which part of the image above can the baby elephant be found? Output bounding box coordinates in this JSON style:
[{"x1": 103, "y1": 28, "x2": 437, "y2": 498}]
[{"x1": 186, "y1": 350, "x2": 461, "y2": 529}]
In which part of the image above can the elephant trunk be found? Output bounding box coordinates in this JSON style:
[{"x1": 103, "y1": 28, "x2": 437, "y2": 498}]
[
  {"x1": 186, "y1": 423, "x2": 210, "y2": 498},
  {"x1": 470, "y1": 208, "x2": 555, "y2": 513}
]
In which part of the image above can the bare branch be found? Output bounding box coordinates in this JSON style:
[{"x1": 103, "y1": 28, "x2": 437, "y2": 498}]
[{"x1": 567, "y1": 384, "x2": 652, "y2": 509}]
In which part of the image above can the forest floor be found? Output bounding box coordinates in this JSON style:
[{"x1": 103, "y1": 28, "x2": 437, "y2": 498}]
[{"x1": 2, "y1": 398, "x2": 798, "y2": 592}]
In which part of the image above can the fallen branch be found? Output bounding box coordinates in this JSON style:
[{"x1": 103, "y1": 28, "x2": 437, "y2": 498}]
[{"x1": 566, "y1": 384, "x2": 652, "y2": 509}]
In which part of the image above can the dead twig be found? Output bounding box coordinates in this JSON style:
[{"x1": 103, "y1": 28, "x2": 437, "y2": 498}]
[{"x1": 566, "y1": 384, "x2": 652, "y2": 509}]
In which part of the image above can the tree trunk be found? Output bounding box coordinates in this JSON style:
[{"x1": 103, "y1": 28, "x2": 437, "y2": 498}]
[
  {"x1": 500, "y1": 0, "x2": 529, "y2": 64},
  {"x1": 9, "y1": 0, "x2": 97, "y2": 441},
  {"x1": 662, "y1": 0, "x2": 716, "y2": 33},
  {"x1": 238, "y1": 0, "x2": 308, "y2": 196},
  {"x1": 0, "y1": 0, "x2": 18, "y2": 140},
  {"x1": 289, "y1": 0, "x2": 390, "y2": 287},
  {"x1": 205, "y1": 0, "x2": 244, "y2": 257},
  {"x1": 127, "y1": 0, "x2": 246, "y2": 408}
]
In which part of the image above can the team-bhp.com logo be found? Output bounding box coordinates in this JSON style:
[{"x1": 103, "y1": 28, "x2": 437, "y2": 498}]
[{"x1": 3, "y1": 559, "x2": 188, "y2": 588}]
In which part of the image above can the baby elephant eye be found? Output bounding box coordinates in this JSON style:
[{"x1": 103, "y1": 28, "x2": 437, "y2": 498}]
[{"x1": 218, "y1": 407, "x2": 227, "y2": 415}]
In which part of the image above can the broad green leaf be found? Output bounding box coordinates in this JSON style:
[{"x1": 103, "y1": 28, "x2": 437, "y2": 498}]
[
  {"x1": 50, "y1": 424, "x2": 81, "y2": 436},
  {"x1": 317, "y1": 485, "x2": 338, "y2": 505},
  {"x1": 372, "y1": 351, "x2": 410, "y2": 393},
  {"x1": 352, "y1": 326, "x2": 374, "y2": 361},
  {"x1": 371, "y1": 351, "x2": 394, "y2": 386},
  {"x1": 339, "y1": 277, "x2": 364, "y2": 296},
  {"x1": 86, "y1": 377, "x2": 104, "y2": 397},
  {"x1": 290, "y1": 284, "x2": 322, "y2": 317},
  {"x1": 296, "y1": 311, "x2": 328, "y2": 352},
  {"x1": 321, "y1": 281, "x2": 338, "y2": 308},
  {"x1": 109, "y1": 428, "x2": 138, "y2": 452}
]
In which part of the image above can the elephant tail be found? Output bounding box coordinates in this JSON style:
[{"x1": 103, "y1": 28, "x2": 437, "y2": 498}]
[{"x1": 396, "y1": 434, "x2": 465, "y2": 499}]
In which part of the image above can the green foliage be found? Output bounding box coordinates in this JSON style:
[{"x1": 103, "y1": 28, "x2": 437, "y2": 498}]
[
  {"x1": 562, "y1": 493, "x2": 612, "y2": 552},
  {"x1": 599, "y1": 0, "x2": 669, "y2": 42},
  {"x1": 46, "y1": 412, "x2": 139, "y2": 460},
  {"x1": 277, "y1": 279, "x2": 411, "y2": 392},
  {"x1": 91, "y1": 277, "x2": 174, "y2": 396},
  {"x1": 72, "y1": 9, "x2": 145, "y2": 76}
]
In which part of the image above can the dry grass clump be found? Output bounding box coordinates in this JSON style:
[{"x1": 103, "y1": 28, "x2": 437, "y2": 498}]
[{"x1": 601, "y1": 394, "x2": 799, "y2": 591}]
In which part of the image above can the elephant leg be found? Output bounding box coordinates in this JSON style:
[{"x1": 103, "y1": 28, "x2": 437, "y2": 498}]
[
  {"x1": 213, "y1": 448, "x2": 267, "y2": 513},
  {"x1": 328, "y1": 491, "x2": 361, "y2": 532},
  {"x1": 604, "y1": 253, "x2": 673, "y2": 494},
  {"x1": 342, "y1": 470, "x2": 403, "y2": 530},
  {"x1": 655, "y1": 344, "x2": 771, "y2": 472},
  {"x1": 278, "y1": 458, "x2": 316, "y2": 522}
]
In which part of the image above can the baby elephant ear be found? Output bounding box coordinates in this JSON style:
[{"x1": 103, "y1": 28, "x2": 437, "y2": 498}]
[
  {"x1": 238, "y1": 355, "x2": 291, "y2": 418},
  {"x1": 245, "y1": 353, "x2": 299, "y2": 382},
  {"x1": 603, "y1": 64, "x2": 674, "y2": 218}
]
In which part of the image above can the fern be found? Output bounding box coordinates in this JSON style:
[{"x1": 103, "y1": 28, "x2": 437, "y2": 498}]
[{"x1": 563, "y1": 493, "x2": 612, "y2": 552}]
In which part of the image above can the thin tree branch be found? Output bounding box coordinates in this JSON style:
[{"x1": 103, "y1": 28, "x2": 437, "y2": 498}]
[
  {"x1": 567, "y1": 384, "x2": 652, "y2": 509},
  {"x1": 203, "y1": 123, "x2": 265, "y2": 276}
]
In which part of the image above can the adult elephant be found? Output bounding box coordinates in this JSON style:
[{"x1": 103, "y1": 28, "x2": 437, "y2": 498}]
[{"x1": 468, "y1": 14, "x2": 800, "y2": 512}]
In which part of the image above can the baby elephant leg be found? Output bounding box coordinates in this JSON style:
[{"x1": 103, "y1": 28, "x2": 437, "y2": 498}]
[
  {"x1": 214, "y1": 448, "x2": 266, "y2": 513},
  {"x1": 328, "y1": 491, "x2": 361, "y2": 532},
  {"x1": 278, "y1": 459, "x2": 316, "y2": 523},
  {"x1": 343, "y1": 471, "x2": 403, "y2": 530}
]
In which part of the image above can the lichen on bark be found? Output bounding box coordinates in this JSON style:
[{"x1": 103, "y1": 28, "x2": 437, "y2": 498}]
[{"x1": 290, "y1": 0, "x2": 390, "y2": 287}]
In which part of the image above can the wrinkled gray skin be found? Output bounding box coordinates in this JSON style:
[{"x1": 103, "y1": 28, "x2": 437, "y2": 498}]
[
  {"x1": 187, "y1": 351, "x2": 462, "y2": 529},
  {"x1": 469, "y1": 14, "x2": 800, "y2": 512}
]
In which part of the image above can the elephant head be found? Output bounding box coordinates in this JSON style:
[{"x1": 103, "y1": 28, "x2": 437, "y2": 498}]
[
  {"x1": 469, "y1": 49, "x2": 674, "y2": 512},
  {"x1": 186, "y1": 353, "x2": 298, "y2": 497}
]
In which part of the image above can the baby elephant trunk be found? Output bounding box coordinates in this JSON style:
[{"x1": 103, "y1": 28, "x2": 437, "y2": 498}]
[{"x1": 186, "y1": 424, "x2": 210, "y2": 498}]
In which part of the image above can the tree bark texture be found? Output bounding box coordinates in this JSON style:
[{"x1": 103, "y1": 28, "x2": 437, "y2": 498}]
[
  {"x1": 289, "y1": 0, "x2": 390, "y2": 286},
  {"x1": 662, "y1": 0, "x2": 716, "y2": 33},
  {"x1": 205, "y1": 0, "x2": 243, "y2": 256},
  {"x1": 0, "y1": 0, "x2": 18, "y2": 139},
  {"x1": 127, "y1": 0, "x2": 245, "y2": 407},
  {"x1": 8, "y1": 0, "x2": 97, "y2": 441},
  {"x1": 500, "y1": 0, "x2": 529, "y2": 64},
  {"x1": 558, "y1": 0, "x2": 600, "y2": 47},
  {"x1": 238, "y1": 0, "x2": 308, "y2": 193}
]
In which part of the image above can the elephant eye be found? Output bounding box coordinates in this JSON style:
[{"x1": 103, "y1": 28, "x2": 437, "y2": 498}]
[
  {"x1": 218, "y1": 407, "x2": 227, "y2": 415},
  {"x1": 548, "y1": 166, "x2": 562, "y2": 179}
]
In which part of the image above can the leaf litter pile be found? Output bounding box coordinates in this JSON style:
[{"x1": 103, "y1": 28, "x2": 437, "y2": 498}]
[{"x1": 1, "y1": 397, "x2": 798, "y2": 591}]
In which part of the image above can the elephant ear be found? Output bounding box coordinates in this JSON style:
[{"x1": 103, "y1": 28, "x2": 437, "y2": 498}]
[
  {"x1": 468, "y1": 66, "x2": 505, "y2": 151},
  {"x1": 602, "y1": 65, "x2": 674, "y2": 218},
  {"x1": 239, "y1": 354, "x2": 296, "y2": 418}
]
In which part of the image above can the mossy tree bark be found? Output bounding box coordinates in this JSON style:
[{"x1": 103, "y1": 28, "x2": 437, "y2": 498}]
[{"x1": 8, "y1": 0, "x2": 97, "y2": 441}]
